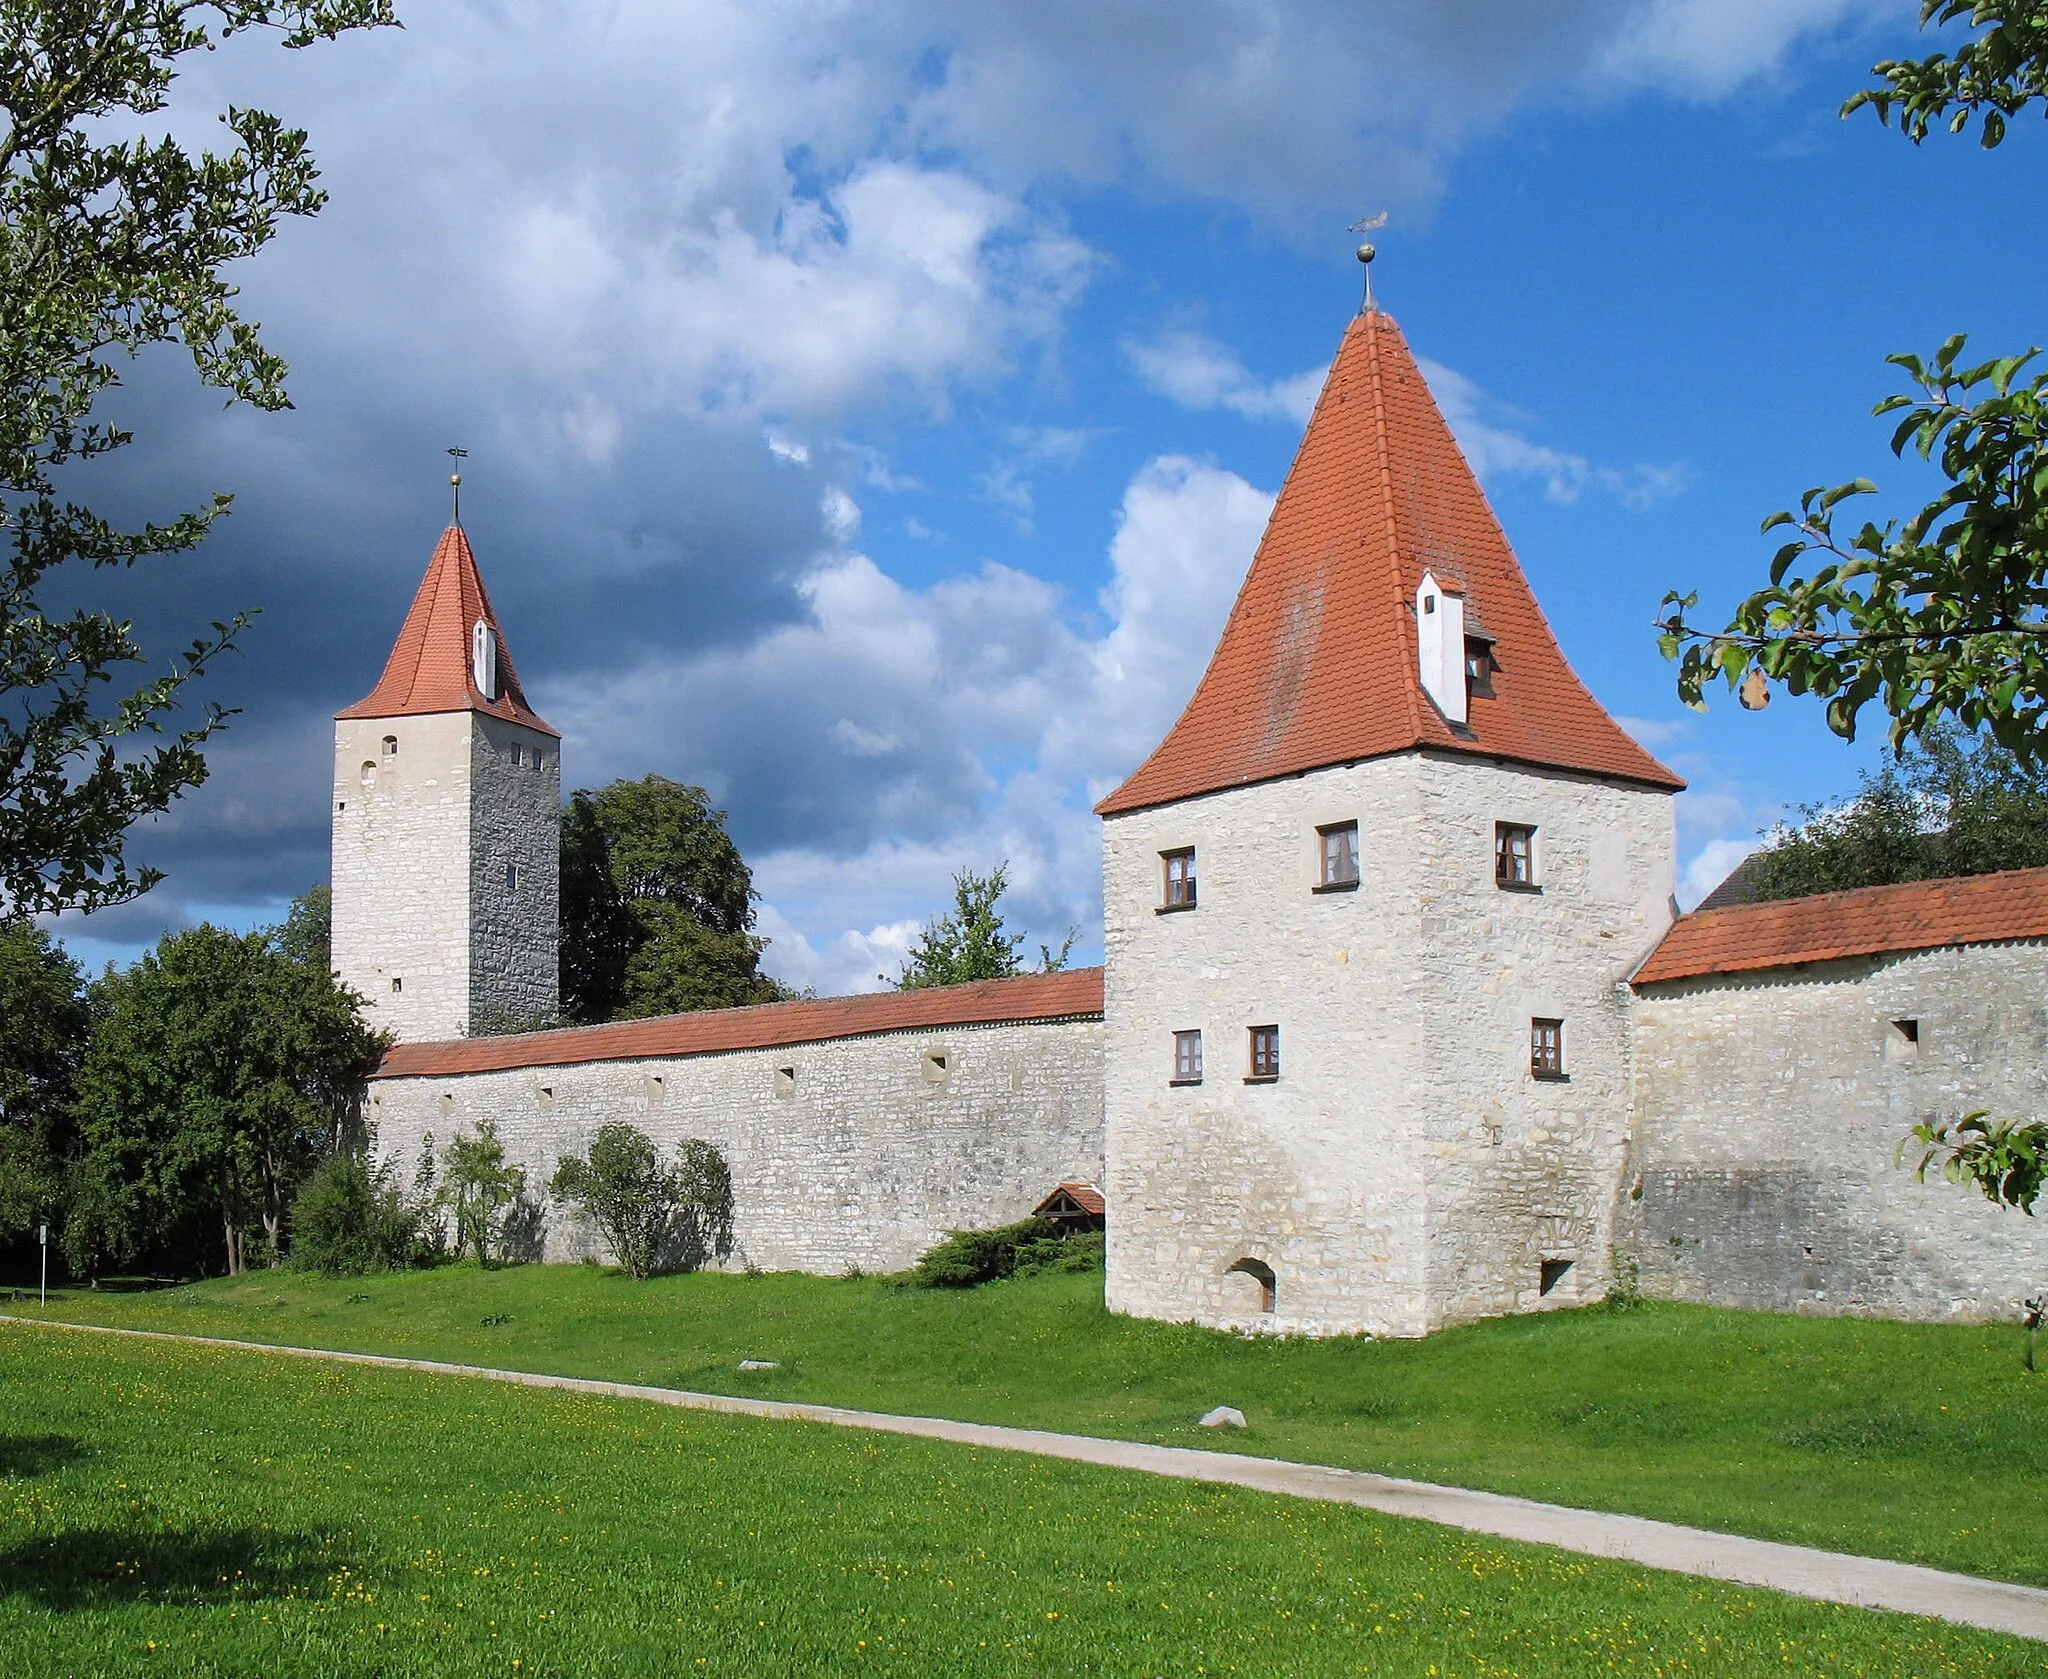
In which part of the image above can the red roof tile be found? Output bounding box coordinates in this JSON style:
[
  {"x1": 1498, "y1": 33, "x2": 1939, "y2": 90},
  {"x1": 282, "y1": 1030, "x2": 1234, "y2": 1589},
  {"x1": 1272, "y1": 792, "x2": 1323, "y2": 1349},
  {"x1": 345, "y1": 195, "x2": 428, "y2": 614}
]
[
  {"x1": 1096, "y1": 310, "x2": 1681, "y2": 815},
  {"x1": 1632, "y1": 867, "x2": 2048, "y2": 986},
  {"x1": 372, "y1": 967, "x2": 1105, "y2": 1079},
  {"x1": 337, "y1": 525, "x2": 558, "y2": 736},
  {"x1": 1040, "y1": 1181, "x2": 1106, "y2": 1216}
]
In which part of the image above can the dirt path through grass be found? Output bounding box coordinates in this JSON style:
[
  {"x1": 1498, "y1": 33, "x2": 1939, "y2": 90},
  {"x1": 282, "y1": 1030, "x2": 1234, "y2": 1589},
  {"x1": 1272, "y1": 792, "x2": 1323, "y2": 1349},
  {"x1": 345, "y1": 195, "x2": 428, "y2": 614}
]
[{"x1": 14, "y1": 1312, "x2": 2048, "y2": 1645}]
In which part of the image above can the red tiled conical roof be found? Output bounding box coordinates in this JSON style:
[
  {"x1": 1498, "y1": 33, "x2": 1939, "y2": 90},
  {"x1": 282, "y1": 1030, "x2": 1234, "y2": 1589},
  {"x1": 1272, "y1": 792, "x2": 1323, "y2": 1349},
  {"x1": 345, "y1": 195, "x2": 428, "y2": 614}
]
[
  {"x1": 337, "y1": 525, "x2": 558, "y2": 736},
  {"x1": 1097, "y1": 310, "x2": 1680, "y2": 815}
]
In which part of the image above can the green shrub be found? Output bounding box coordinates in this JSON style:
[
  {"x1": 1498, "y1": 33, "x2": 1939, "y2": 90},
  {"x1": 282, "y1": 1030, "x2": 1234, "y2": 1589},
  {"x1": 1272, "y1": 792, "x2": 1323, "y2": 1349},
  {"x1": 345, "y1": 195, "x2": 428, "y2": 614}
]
[
  {"x1": 905, "y1": 1218, "x2": 1103, "y2": 1288},
  {"x1": 549, "y1": 1125, "x2": 734, "y2": 1278},
  {"x1": 288, "y1": 1151, "x2": 420, "y2": 1277},
  {"x1": 436, "y1": 1121, "x2": 525, "y2": 1266}
]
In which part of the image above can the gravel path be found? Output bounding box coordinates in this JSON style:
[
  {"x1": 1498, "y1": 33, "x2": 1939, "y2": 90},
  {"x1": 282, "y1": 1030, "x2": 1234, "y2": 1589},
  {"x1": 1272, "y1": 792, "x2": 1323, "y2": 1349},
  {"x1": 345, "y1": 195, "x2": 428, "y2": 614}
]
[{"x1": 12, "y1": 1313, "x2": 2048, "y2": 1642}]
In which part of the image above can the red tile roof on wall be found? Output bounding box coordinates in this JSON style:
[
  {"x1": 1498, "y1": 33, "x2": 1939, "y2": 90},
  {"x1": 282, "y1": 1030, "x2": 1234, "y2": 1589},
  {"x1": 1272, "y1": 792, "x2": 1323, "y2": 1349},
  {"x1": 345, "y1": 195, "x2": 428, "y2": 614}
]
[
  {"x1": 1632, "y1": 867, "x2": 2048, "y2": 986},
  {"x1": 372, "y1": 967, "x2": 1105, "y2": 1079},
  {"x1": 337, "y1": 525, "x2": 558, "y2": 736},
  {"x1": 1096, "y1": 310, "x2": 1681, "y2": 816},
  {"x1": 1036, "y1": 1181, "x2": 1106, "y2": 1217}
]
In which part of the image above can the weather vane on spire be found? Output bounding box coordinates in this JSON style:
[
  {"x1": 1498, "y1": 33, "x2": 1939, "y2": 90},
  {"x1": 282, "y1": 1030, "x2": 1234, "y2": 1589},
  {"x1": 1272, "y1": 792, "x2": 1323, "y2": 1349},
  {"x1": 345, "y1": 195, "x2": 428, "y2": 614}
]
[
  {"x1": 446, "y1": 447, "x2": 468, "y2": 526},
  {"x1": 1350, "y1": 212, "x2": 1387, "y2": 313}
]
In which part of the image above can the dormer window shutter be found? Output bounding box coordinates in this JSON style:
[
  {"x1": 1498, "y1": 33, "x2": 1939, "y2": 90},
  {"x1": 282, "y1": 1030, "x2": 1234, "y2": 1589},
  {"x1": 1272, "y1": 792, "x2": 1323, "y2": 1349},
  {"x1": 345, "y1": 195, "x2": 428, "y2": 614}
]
[{"x1": 472, "y1": 618, "x2": 498, "y2": 701}]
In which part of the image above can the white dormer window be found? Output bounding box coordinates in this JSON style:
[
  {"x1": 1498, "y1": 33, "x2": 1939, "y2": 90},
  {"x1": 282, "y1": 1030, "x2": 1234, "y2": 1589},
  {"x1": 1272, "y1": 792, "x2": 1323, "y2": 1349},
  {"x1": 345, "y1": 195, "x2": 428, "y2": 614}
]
[
  {"x1": 472, "y1": 618, "x2": 498, "y2": 701},
  {"x1": 1415, "y1": 571, "x2": 1468, "y2": 725}
]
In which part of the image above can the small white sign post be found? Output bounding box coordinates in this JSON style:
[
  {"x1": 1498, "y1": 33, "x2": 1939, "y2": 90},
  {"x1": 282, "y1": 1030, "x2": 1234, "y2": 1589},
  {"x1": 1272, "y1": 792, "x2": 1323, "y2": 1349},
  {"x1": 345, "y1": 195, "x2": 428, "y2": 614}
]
[{"x1": 38, "y1": 1222, "x2": 47, "y2": 1307}]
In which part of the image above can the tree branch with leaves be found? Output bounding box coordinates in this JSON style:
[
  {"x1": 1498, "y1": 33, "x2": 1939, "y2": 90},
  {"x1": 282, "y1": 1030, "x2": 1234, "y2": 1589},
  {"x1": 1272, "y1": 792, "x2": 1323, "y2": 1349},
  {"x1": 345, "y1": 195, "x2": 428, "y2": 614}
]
[{"x1": 0, "y1": 0, "x2": 396, "y2": 916}]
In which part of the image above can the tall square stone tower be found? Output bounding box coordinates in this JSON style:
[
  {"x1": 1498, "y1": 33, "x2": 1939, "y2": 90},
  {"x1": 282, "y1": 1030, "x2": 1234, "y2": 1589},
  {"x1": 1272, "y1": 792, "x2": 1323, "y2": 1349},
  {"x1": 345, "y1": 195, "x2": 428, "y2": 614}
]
[
  {"x1": 1097, "y1": 307, "x2": 1682, "y2": 1338},
  {"x1": 333, "y1": 525, "x2": 561, "y2": 1043}
]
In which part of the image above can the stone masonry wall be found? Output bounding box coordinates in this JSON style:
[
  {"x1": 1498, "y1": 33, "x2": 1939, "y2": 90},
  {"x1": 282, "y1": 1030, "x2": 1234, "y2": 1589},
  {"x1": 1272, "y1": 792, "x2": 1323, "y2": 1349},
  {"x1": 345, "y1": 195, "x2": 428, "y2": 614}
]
[
  {"x1": 333, "y1": 713, "x2": 475, "y2": 1043},
  {"x1": 1414, "y1": 754, "x2": 1675, "y2": 1329},
  {"x1": 467, "y1": 715, "x2": 560, "y2": 1029},
  {"x1": 1627, "y1": 941, "x2": 2048, "y2": 1322},
  {"x1": 368, "y1": 1016, "x2": 1104, "y2": 1274},
  {"x1": 1102, "y1": 751, "x2": 1674, "y2": 1339}
]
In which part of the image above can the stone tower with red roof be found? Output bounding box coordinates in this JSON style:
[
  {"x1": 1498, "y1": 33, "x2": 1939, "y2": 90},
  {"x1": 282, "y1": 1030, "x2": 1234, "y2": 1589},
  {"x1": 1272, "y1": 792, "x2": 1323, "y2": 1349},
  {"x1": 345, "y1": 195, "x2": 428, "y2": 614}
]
[
  {"x1": 333, "y1": 525, "x2": 562, "y2": 1042},
  {"x1": 1097, "y1": 306, "x2": 1684, "y2": 1336}
]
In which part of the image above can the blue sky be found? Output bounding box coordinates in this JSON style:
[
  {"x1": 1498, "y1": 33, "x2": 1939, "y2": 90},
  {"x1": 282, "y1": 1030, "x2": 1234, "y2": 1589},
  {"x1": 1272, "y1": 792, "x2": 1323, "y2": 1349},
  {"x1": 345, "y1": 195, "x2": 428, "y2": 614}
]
[{"x1": 51, "y1": 0, "x2": 2048, "y2": 992}]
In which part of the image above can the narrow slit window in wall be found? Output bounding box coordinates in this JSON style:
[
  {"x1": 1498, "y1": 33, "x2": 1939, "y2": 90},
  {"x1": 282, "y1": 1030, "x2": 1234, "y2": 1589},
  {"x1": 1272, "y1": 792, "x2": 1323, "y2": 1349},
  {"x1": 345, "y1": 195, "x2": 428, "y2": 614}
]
[
  {"x1": 644, "y1": 1074, "x2": 666, "y2": 1102},
  {"x1": 1887, "y1": 1018, "x2": 1921, "y2": 1062},
  {"x1": 1496, "y1": 823, "x2": 1536, "y2": 888},
  {"x1": 1171, "y1": 1029, "x2": 1203, "y2": 1085},
  {"x1": 391, "y1": 977, "x2": 404, "y2": 995},
  {"x1": 1531, "y1": 1018, "x2": 1565, "y2": 1079},
  {"x1": 505, "y1": 863, "x2": 519, "y2": 891},
  {"x1": 1316, "y1": 821, "x2": 1359, "y2": 890},
  {"x1": 360, "y1": 761, "x2": 377, "y2": 788},
  {"x1": 1161, "y1": 848, "x2": 1197, "y2": 909},
  {"x1": 923, "y1": 1049, "x2": 949, "y2": 1084},
  {"x1": 382, "y1": 735, "x2": 398, "y2": 757},
  {"x1": 536, "y1": 1085, "x2": 555, "y2": 1109},
  {"x1": 1247, "y1": 1024, "x2": 1280, "y2": 1083},
  {"x1": 510, "y1": 742, "x2": 524, "y2": 767},
  {"x1": 774, "y1": 1065, "x2": 796, "y2": 1097}
]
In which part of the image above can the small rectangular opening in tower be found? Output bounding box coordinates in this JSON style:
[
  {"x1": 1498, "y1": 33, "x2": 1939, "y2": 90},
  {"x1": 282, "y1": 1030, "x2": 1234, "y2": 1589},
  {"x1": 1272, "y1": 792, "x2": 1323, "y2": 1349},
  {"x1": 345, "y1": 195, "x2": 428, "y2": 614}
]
[
  {"x1": 774, "y1": 1065, "x2": 796, "y2": 1097},
  {"x1": 1887, "y1": 1018, "x2": 1920, "y2": 1062},
  {"x1": 644, "y1": 1073, "x2": 666, "y2": 1103},
  {"x1": 1530, "y1": 1017, "x2": 1565, "y2": 1079}
]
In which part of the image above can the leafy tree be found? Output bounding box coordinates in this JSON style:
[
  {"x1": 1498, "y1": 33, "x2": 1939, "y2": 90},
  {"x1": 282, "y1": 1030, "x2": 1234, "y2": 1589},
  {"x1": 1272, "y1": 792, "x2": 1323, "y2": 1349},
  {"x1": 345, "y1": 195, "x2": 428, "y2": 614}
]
[
  {"x1": 0, "y1": 918, "x2": 88, "y2": 1237},
  {"x1": 1905, "y1": 1111, "x2": 2048, "y2": 1216},
  {"x1": 0, "y1": 0, "x2": 395, "y2": 917},
  {"x1": 272, "y1": 884, "x2": 332, "y2": 976},
  {"x1": 435, "y1": 1119, "x2": 525, "y2": 1266},
  {"x1": 558, "y1": 777, "x2": 789, "y2": 1021},
  {"x1": 1659, "y1": 5, "x2": 2048, "y2": 761},
  {"x1": 69, "y1": 923, "x2": 385, "y2": 1276},
  {"x1": 1742, "y1": 725, "x2": 2048, "y2": 901},
  {"x1": 896, "y1": 863, "x2": 1075, "y2": 990},
  {"x1": 547, "y1": 1122, "x2": 736, "y2": 1279}
]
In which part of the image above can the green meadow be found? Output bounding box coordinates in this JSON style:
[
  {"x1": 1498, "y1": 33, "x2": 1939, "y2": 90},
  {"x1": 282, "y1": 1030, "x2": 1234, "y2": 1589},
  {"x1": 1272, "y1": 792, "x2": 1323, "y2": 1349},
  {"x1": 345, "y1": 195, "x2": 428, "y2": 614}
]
[
  {"x1": 0, "y1": 1320, "x2": 2038, "y2": 1677},
  {"x1": 18, "y1": 1262, "x2": 2048, "y2": 1590}
]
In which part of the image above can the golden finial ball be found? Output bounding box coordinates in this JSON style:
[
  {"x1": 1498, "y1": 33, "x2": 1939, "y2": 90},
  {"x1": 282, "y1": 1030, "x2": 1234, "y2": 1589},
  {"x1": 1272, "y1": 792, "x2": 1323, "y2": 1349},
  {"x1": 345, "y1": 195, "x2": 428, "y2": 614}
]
[
  {"x1": 450, "y1": 473, "x2": 462, "y2": 487},
  {"x1": 1356, "y1": 242, "x2": 1376, "y2": 264}
]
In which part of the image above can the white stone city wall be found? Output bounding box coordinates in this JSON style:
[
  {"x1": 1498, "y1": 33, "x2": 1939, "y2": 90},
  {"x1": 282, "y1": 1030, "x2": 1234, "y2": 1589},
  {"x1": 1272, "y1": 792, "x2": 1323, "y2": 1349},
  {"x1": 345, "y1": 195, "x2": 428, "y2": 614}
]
[
  {"x1": 368, "y1": 1016, "x2": 1104, "y2": 1274},
  {"x1": 1411, "y1": 755, "x2": 1674, "y2": 1329},
  {"x1": 333, "y1": 713, "x2": 476, "y2": 1043},
  {"x1": 467, "y1": 716, "x2": 561, "y2": 1028},
  {"x1": 1627, "y1": 941, "x2": 2048, "y2": 1322},
  {"x1": 1102, "y1": 751, "x2": 1673, "y2": 1339}
]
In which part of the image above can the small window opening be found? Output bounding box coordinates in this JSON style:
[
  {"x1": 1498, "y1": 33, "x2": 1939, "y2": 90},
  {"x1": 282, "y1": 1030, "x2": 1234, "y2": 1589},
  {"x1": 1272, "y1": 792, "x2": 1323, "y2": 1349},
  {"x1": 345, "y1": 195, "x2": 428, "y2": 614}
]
[
  {"x1": 1227, "y1": 1257, "x2": 1278, "y2": 1314},
  {"x1": 644, "y1": 1073, "x2": 666, "y2": 1102},
  {"x1": 1422, "y1": 593, "x2": 1437, "y2": 615},
  {"x1": 360, "y1": 760, "x2": 377, "y2": 788},
  {"x1": 923, "y1": 1048, "x2": 949, "y2": 1085},
  {"x1": 1496, "y1": 823, "x2": 1536, "y2": 889},
  {"x1": 1465, "y1": 639, "x2": 1496, "y2": 699},
  {"x1": 1887, "y1": 1018, "x2": 1921, "y2": 1063},
  {"x1": 1246, "y1": 1024, "x2": 1280, "y2": 1083},
  {"x1": 536, "y1": 1085, "x2": 555, "y2": 1109},
  {"x1": 510, "y1": 742, "x2": 524, "y2": 767},
  {"x1": 390, "y1": 976, "x2": 404, "y2": 995},
  {"x1": 437, "y1": 1091, "x2": 453, "y2": 1116},
  {"x1": 774, "y1": 1065, "x2": 796, "y2": 1097},
  {"x1": 381, "y1": 735, "x2": 398, "y2": 757},
  {"x1": 1539, "y1": 1258, "x2": 1574, "y2": 1297},
  {"x1": 1160, "y1": 848, "x2": 1197, "y2": 910},
  {"x1": 1316, "y1": 821, "x2": 1360, "y2": 890},
  {"x1": 337, "y1": 801, "x2": 346, "y2": 813},
  {"x1": 1530, "y1": 1017, "x2": 1565, "y2": 1080},
  {"x1": 505, "y1": 862, "x2": 519, "y2": 891},
  {"x1": 1171, "y1": 1029, "x2": 1203, "y2": 1085}
]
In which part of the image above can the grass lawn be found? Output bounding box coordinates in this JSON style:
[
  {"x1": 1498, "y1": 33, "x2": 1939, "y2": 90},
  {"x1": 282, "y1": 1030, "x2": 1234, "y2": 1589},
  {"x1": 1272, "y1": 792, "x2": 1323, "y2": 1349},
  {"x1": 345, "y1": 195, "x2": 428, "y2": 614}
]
[
  {"x1": 1, "y1": 1322, "x2": 2037, "y2": 1677},
  {"x1": 16, "y1": 1263, "x2": 2048, "y2": 1591}
]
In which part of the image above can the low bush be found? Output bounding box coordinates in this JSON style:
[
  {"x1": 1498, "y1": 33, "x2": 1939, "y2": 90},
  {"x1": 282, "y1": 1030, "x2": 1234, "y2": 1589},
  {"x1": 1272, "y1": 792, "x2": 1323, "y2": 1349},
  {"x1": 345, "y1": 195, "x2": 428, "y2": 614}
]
[
  {"x1": 288, "y1": 1151, "x2": 422, "y2": 1276},
  {"x1": 550, "y1": 1124, "x2": 734, "y2": 1278},
  {"x1": 905, "y1": 1218, "x2": 1103, "y2": 1288}
]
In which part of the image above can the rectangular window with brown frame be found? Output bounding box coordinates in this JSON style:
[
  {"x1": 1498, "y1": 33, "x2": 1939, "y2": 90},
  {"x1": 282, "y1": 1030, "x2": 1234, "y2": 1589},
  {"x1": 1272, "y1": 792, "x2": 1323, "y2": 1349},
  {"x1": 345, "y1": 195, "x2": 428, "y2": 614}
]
[
  {"x1": 1530, "y1": 1017, "x2": 1565, "y2": 1080},
  {"x1": 1171, "y1": 1029, "x2": 1203, "y2": 1085},
  {"x1": 1315, "y1": 821, "x2": 1360, "y2": 891},
  {"x1": 1465, "y1": 637, "x2": 1496, "y2": 699},
  {"x1": 1246, "y1": 1023, "x2": 1280, "y2": 1083},
  {"x1": 1496, "y1": 822, "x2": 1536, "y2": 890},
  {"x1": 1160, "y1": 847, "x2": 1197, "y2": 911}
]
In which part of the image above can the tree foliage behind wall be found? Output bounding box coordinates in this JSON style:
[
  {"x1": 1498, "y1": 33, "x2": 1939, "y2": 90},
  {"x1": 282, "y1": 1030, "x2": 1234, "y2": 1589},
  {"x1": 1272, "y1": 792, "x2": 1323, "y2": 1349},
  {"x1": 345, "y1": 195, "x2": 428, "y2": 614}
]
[
  {"x1": 1744, "y1": 725, "x2": 2048, "y2": 902},
  {"x1": 897, "y1": 864, "x2": 1074, "y2": 990},
  {"x1": 0, "y1": 918, "x2": 88, "y2": 1238},
  {"x1": 559, "y1": 776, "x2": 791, "y2": 1022}
]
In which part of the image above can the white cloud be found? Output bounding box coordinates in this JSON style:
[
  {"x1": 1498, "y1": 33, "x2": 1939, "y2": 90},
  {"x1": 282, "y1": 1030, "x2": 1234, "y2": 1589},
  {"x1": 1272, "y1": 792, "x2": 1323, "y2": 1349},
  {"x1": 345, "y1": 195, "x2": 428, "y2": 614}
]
[
  {"x1": 1125, "y1": 331, "x2": 1326, "y2": 423},
  {"x1": 1599, "y1": 0, "x2": 1903, "y2": 98},
  {"x1": 1678, "y1": 836, "x2": 1759, "y2": 910},
  {"x1": 1417, "y1": 358, "x2": 1689, "y2": 509}
]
